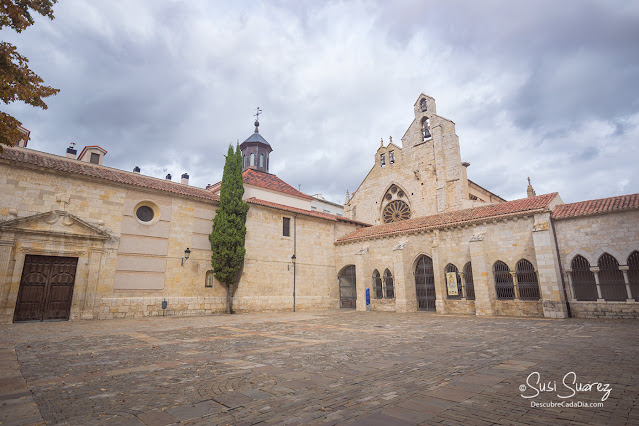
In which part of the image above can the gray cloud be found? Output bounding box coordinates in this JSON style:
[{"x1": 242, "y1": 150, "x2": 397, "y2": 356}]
[{"x1": 1, "y1": 0, "x2": 638, "y2": 206}]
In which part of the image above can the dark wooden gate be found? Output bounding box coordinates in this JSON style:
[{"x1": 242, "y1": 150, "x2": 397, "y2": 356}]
[
  {"x1": 415, "y1": 256, "x2": 436, "y2": 311},
  {"x1": 339, "y1": 265, "x2": 357, "y2": 308},
  {"x1": 14, "y1": 255, "x2": 78, "y2": 322}
]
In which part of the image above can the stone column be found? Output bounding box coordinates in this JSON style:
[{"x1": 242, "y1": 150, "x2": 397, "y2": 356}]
[
  {"x1": 393, "y1": 241, "x2": 416, "y2": 313},
  {"x1": 431, "y1": 231, "x2": 447, "y2": 314},
  {"x1": 532, "y1": 213, "x2": 568, "y2": 318},
  {"x1": 565, "y1": 270, "x2": 576, "y2": 301},
  {"x1": 82, "y1": 248, "x2": 103, "y2": 319},
  {"x1": 469, "y1": 231, "x2": 494, "y2": 316},
  {"x1": 0, "y1": 240, "x2": 16, "y2": 323},
  {"x1": 619, "y1": 266, "x2": 634, "y2": 301},
  {"x1": 5, "y1": 250, "x2": 26, "y2": 322},
  {"x1": 511, "y1": 271, "x2": 520, "y2": 299},
  {"x1": 590, "y1": 267, "x2": 603, "y2": 300}
]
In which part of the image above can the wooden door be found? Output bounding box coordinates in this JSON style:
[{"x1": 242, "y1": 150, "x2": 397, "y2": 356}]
[{"x1": 14, "y1": 255, "x2": 78, "y2": 322}]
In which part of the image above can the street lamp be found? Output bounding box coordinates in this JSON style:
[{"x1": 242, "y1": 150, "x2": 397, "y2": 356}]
[
  {"x1": 181, "y1": 248, "x2": 191, "y2": 266},
  {"x1": 291, "y1": 254, "x2": 296, "y2": 312}
]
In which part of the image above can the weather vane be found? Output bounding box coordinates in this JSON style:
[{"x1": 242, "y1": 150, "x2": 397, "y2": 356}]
[{"x1": 254, "y1": 107, "x2": 262, "y2": 121}]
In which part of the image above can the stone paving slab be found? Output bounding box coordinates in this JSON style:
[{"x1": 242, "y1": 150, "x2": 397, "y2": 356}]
[{"x1": 0, "y1": 311, "x2": 637, "y2": 425}]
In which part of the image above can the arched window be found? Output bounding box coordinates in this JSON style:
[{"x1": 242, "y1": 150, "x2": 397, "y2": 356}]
[
  {"x1": 516, "y1": 259, "x2": 540, "y2": 300},
  {"x1": 250, "y1": 153, "x2": 255, "y2": 166},
  {"x1": 259, "y1": 153, "x2": 264, "y2": 167},
  {"x1": 205, "y1": 270, "x2": 214, "y2": 288},
  {"x1": 338, "y1": 265, "x2": 357, "y2": 308},
  {"x1": 380, "y1": 153, "x2": 386, "y2": 166},
  {"x1": 571, "y1": 255, "x2": 597, "y2": 301},
  {"x1": 372, "y1": 270, "x2": 383, "y2": 299},
  {"x1": 415, "y1": 255, "x2": 435, "y2": 310},
  {"x1": 463, "y1": 262, "x2": 475, "y2": 300},
  {"x1": 494, "y1": 261, "x2": 514, "y2": 300},
  {"x1": 421, "y1": 117, "x2": 431, "y2": 140},
  {"x1": 628, "y1": 251, "x2": 639, "y2": 299},
  {"x1": 243, "y1": 154, "x2": 246, "y2": 168},
  {"x1": 420, "y1": 98, "x2": 428, "y2": 112},
  {"x1": 383, "y1": 269, "x2": 394, "y2": 299},
  {"x1": 598, "y1": 253, "x2": 626, "y2": 301},
  {"x1": 444, "y1": 263, "x2": 462, "y2": 299}
]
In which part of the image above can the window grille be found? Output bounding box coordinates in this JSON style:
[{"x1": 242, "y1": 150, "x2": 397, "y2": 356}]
[
  {"x1": 463, "y1": 262, "x2": 475, "y2": 300},
  {"x1": 516, "y1": 259, "x2": 540, "y2": 300},
  {"x1": 570, "y1": 255, "x2": 597, "y2": 301},
  {"x1": 494, "y1": 261, "x2": 514, "y2": 299},
  {"x1": 444, "y1": 263, "x2": 463, "y2": 299},
  {"x1": 415, "y1": 256, "x2": 435, "y2": 310},
  {"x1": 383, "y1": 269, "x2": 394, "y2": 299},
  {"x1": 282, "y1": 217, "x2": 290, "y2": 237},
  {"x1": 598, "y1": 253, "x2": 627, "y2": 301},
  {"x1": 372, "y1": 270, "x2": 383, "y2": 299}
]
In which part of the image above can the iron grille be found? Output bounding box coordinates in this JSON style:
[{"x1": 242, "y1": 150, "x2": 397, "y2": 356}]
[
  {"x1": 415, "y1": 256, "x2": 436, "y2": 310},
  {"x1": 598, "y1": 253, "x2": 627, "y2": 301},
  {"x1": 372, "y1": 270, "x2": 383, "y2": 299},
  {"x1": 444, "y1": 264, "x2": 463, "y2": 299},
  {"x1": 383, "y1": 269, "x2": 395, "y2": 299},
  {"x1": 516, "y1": 259, "x2": 540, "y2": 300},
  {"x1": 494, "y1": 261, "x2": 515, "y2": 300},
  {"x1": 463, "y1": 262, "x2": 475, "y2": 300},
  {"x1": 339, "y1": 265, "x2": 357, "y2": 308},
  {"x1": 570, "y1": 255, "x2": 598, "y2": 301},
  {"x1": 628, "y1": 251, "x2": 639, "y2": 300}
]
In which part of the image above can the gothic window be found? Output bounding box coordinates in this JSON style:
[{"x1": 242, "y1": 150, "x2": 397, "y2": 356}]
[
  {"x1": 597, "y1": 253, "x2": 626, "y2": 301},
  {"x1": 389, "y1": 151, "x2": 395, "y2": 164},
  {"x1": 444, "y1": 264, "x2": 462, "y2": 299},
  {"x1": 420, "y1": 98, "x2": 428, "y2": 112},
  {"x1": 250, "y1": 153, "x2": 255, "y2": 166},
  {"x1": 259, "y1": 153, "x2": 264, "y2": 167},
  {"x1": 494, "y1": 261, "x2": 514, "y2": 299},
  {"x1": 283, "y1": 217, "x2": 291, "y2": 237},
  {"x1": 382, "y1": 200, "x2": 411, "y2": 223},
  {"x1": 628, "y1": 251, "x2": 639, "y2": 299},
  {"x1": 372, "y1": 270, "x2": 383, "y2": 299},
  {"x1": 463, "y1": 262, "x2": 475, "y2": 300},
  {"x1": 421, "y1": 117, "x2": 431, "y2": 141},
  {"x1": 380, "y1": 153, "x2": 386, "y2": 166},
  {"x1": 570, "y1": 255, "x2": 597, "y2": 301},
  {"x1": 516, "y1": 259, "x2": 540, "y2": 300},
  {"x1": 384, "y1": 269, "x2": 394, "y2": 299}
]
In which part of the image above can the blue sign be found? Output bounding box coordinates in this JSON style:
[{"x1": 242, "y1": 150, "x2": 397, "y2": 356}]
[{"x1": 366, "y1": 288, "x2": 370, "y2": 305}]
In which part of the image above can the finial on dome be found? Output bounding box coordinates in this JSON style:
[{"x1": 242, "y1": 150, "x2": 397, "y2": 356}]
[{"x1": 254, "y1": 107, "x2": 262, "y2": 133}]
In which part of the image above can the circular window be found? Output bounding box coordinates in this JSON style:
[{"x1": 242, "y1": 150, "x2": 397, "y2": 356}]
[
  {"x1": 398, "y1": 190, "x2": 405, "y2": 198},
  {"x1": 134, "y1": 201, "x2": 160, "y2": 225},
  {"x1": 390, "y1": 185, "x2": 397, "y2": 194},
  {"x1": 136, "y1": 206, "x2": 154, "y2": 222},
  {"x1": 383, "y1": 200, "x2": 411, "y2": 223},
  {"x1": 385, "y1": 193, "x2": 392, "y2": 201}
]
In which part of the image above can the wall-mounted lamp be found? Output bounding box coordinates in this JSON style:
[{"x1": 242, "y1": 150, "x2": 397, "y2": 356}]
[
  {"x1": 291, "y1": 254, "x2": 297, "y2": 312},
  {"x1": 291, "y1": 254, "x2": 296, "y2": 264},
  {"x1": 181, "y1": 247, "x2": 191, "y2": 266}
]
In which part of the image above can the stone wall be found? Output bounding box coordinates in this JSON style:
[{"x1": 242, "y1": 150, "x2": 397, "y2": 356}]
[{"x1": 568, "y1": 301, "x2": 639, "y2": 319}]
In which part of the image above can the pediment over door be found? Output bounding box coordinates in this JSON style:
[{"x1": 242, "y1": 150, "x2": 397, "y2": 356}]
[{"x1": 0, "y1": 210, "x2": 111, "y2": 240}]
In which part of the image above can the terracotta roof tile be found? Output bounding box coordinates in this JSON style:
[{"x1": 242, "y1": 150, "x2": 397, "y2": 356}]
[
  {"x1": 247, "y1": 198, "x2": 370, "y2": 226},
  {"x1": 242, "y1": 169, "x2": 314, "y2": 200},
  {"x1": 0, "y1": 147, "x2": 220, "y2": 203},
  {"x1": 336, "y1": 193, "x2": 558, "y2": 244},
  {"x1": 553, "y1": 193, "x2": 639, "y2": 220}
]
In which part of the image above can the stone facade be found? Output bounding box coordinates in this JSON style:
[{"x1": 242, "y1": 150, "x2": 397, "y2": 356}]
[{"x1": 1, "y1": 93, "x2": 637, "y2": 323}]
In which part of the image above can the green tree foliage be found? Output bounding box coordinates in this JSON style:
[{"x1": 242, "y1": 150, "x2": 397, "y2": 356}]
[
  {"x1": 1, "y1": 0, "x2": 59, "y2": 150},
  {"x1": 209, "y1": 144, "x2": 249, "y2": 314}
]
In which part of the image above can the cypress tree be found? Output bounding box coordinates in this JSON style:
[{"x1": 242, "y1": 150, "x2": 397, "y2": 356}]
[{"x1": 209, "y1": 143, "x2": 248, "y2": 314}]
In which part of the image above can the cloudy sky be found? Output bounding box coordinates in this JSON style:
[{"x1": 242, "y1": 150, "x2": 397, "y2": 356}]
[{"x1": 3, "y1": 0, "x2": 638, "y2": 204}]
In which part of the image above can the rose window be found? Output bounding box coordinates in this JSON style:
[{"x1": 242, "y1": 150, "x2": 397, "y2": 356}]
[{"x1": 383, "y1": 200, "x2": 411, "y2": 223}]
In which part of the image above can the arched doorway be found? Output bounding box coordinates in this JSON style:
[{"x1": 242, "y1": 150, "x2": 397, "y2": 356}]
[
  {"x1": 338, "y1": 265, "x2": 357, "y2": 308},
  {"x1": 415, "y1": 256, "x2": 436, "y2": 311}
]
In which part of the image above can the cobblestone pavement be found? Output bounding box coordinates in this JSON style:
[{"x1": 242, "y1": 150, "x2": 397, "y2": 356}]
[{"x1": 0, "y1": 311, "x2": 637, "y2": 425}]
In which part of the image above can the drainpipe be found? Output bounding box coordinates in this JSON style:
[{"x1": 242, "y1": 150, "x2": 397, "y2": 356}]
[
  {"x1": 293, "y1": 215, "x2": 297, "y2": 312},
  {"x1": 550, "y1": 215, "x2": 571, "y2": 318}
]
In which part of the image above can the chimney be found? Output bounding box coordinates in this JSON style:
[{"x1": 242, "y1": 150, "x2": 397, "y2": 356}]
[
  {"x1": 66, "y1": 143, "x2": 77, "y2": 159},
  {"x1": 181, "y1": 173, "x2": 189, "y2": 185},
  {"x1": 165, "y1": 173, "x2": 172, "y2": 180},
  {"x1": 133, "y1": 166, "x2": 140, "y2": 173}
]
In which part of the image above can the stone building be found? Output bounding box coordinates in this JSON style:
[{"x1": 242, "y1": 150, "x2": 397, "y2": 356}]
[{"x1": 0, "y1": 93, "x2": 637, "y2": 323}]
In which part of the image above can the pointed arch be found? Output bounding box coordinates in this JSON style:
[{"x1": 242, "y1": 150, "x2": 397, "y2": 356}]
[
  {"x1": 564, "y1": 249, "x2": 595, "y2": 271},
  {"x1": 516, "y1": 259, "x2": 540, "y2": 300},
  {"x1": 383, "y1": 268, "x2": 394, "y2": 299},
  {"x1": 444, "y1": 263, "x2": 462, "y2": 299},
  {"x1": 372, "y1": 269, "x2": 383, "y2": 299},
  {"x1": 493, "y1": 261, "x2": 514, "y2": 300},
  {"x1": 463, "y1": 262, "x2": 475, "y2": 300},
  {"x1": 597, "y1": 253, "x2": 626, "y2": 301},
  {"x1": 338, "y1": 265, "x2": 357, "y2": 308},
  {"x1": 570, "y1": 255, "x2": 597, "y2": 301},
  {"x1": 628, "y1": 251, "x2": 639, "y2": 299},
  {"x1": 415, "y1": 255, "x2": 435, "y2": 310}
]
